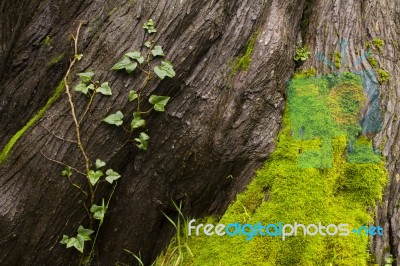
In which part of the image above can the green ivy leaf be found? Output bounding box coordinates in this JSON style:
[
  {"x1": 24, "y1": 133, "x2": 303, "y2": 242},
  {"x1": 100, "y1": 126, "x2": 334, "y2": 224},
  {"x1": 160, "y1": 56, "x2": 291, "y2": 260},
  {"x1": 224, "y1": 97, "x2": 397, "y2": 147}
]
[
  {"x1": 60, "y1": 235, "x2": 85, "y2": 253},
  {"x1": 102, "y1": 111, "x2": 124, "y2": 126},
  {"x1": 144, "y1": 41, "x2": 152, "y2": 48},
  {"x1": 75, "y1": 54, "x2": 83, "y2": 61},
  {"x1": 90, "y1": 199, "x2": 106, "y2": 223},
  {"x1": 74, "y1": 83, "x2": 88, "y2": 94},
  {"x1": 151, "y1": 45, "x2": 164, "y2": 57},
  {"x1": 96, "y1": 82, "x2": 112, "y2": 96},
  {"x1": 129, "y1": 90, "x2": 138, "y2": 102},
  {"x1": 105, "y1": 169, "x2": 121, "y2": 184},
  {"x1": 62, "y1": 166, "x2": 72, "y2": 177},
  {"x1": 143, "y1": 19, "x2": 157, "y2": 34},
  {"x1": 131, "y1": 112, "x2": 146, "y2": 129},
  {"x1": 77, "y1": 225, "x2": 94, "y2": 241},
  {"x1": 88, "y1": 170, "x2": 103, "y2": 186},
  {"x1": 111, "y1": 56, "x2": 137, "y2": 73},
  {"x1": 149, "y1": 95, "x2": 170, "y2": 112},
  {"x1": 60, "y1": 235, "x2": 70, "y2": 245},
  {"x1": 87, "y1": 84, "x2": 95, "y2": 91},
  {"x1": 135, "y1": 132, "x2": 150, "y2": 150},
  {"x1": 95, "y1": 159, "x2": 106, "y2": 169},
  {"x1": 125, "y1": 51, "x2": 145, "y2": 64},
  {"x1": 154, "y1": 61, "x2": 175, "y2": 79},
  {"x1": 77, "y1": 71, "x2": 94, "y2": 83}
]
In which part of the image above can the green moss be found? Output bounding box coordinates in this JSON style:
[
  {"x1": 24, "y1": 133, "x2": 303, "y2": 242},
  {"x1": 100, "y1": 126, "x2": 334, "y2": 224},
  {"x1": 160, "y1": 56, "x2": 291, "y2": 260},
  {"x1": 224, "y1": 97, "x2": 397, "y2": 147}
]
[
  {"x1": 333, "y1": 51, "x2": 341, "y2": 69},
  {"x1": 163, "y1": 73, "x2": 388, "y2": 266},
  {"x1": 365, "y1": 42, "x2": 372, "y2": 49},
  {"x1": 47, "y1": 53, "x2": 65, "y2": 67},
  {"x1": 368, "y1": 57, "x2": 378, "y2": 69},
  {"x1": 230, "y1": 33, "x2": 258, "y2": 76},
  {"x1": 294, "y1": 67, "x2": 316, "y2": 78},
  {"x1": 0, "y1": 81, "x2": 65, "y2": 164},
  {"x1": 372, "y1": 38, "x2": 384, "y2": 52},
  {"x1": 377, "y1": 69, "x2": 390, "y2": 83},
  {"x1": 43, "y1": 35, "x2": 53, "y2": 46}
]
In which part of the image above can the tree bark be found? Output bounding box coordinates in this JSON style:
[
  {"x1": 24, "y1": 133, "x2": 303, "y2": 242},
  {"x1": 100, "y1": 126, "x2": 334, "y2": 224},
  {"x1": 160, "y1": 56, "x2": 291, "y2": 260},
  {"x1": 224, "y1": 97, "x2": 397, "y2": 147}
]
[
  {"x1": 0, "y1": 0, "x2": 296, "y2": 265},
  {"x1": 301, "y1": 1, "x2": 400, "y2": 264},
  {"x1": 0, "y1": 0, "x2": 399, "y2": 265}
]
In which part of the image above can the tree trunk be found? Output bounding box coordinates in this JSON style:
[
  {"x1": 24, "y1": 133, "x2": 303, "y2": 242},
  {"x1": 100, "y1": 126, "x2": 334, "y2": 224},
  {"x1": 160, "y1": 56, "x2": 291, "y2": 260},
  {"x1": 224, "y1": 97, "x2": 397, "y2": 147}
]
[{"x1": 0, "y1": 0, "x2": 399, "y2": 265}]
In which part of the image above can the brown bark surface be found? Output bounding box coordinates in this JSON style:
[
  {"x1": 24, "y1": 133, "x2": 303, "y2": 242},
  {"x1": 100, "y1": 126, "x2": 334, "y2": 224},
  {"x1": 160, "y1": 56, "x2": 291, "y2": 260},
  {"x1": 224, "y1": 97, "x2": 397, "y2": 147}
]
[
  {"x1": 301, "y1": 1, "x2": 400, "y2": 264},
  {"x1": 0, "y1": 0, "x2": 297, "y2": 264}
]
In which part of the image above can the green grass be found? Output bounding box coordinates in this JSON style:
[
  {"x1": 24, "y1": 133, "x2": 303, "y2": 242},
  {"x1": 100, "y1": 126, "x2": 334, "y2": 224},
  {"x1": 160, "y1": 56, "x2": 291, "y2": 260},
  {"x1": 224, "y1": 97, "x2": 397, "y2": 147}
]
[
  {"x1": 161, "y1": 73, "x2": 388, "y2": 266},
  {"x1": 0, "y1": 81, "x2": 65, "y2": 164}
]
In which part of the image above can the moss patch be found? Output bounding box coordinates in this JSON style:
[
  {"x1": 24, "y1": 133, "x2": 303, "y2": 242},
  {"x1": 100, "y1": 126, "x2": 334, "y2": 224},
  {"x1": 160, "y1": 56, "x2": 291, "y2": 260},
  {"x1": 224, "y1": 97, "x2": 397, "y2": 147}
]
[
  {"x1": 0, "y1": 81, "x2": 65, "y2": 164},
  {"x1": 372, "y1": 38, "x2": 384, "y2": 52},
  {"x1": 47, "y1": 53, "x2": 65, "y2": 67},
  {"x1": 368, "y1": 57, "x2": 378, "y2": 69},
  {"x1": 295, "y1": 67, "x2": 317, "y2": 78},
  {"x1": 377, "y1": 69, "x2": 390, "y2": 83},
  {"x1": 43, "y1": 35, "x2": 53, "y2": 47},
  {"x1": 333, "y1": 51, "x2": 341, "y2": 69},
  {"x1": 229, "y1": 33, "x2": 258, "y2": 76},
  {"x1": 164, "y1": 73, "x2": 388, "y2": 266}
]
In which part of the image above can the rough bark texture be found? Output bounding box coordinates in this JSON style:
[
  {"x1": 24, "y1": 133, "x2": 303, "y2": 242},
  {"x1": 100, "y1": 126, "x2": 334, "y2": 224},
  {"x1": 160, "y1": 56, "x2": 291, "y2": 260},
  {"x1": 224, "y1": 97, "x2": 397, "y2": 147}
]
[
  {"x1": 0, "y1": 0, "x2": 399, "y2": 265},
  {"x1": 300, "y1": 1, "x2": 400, "y2": 264},
  {"x1": 0, "y1": 0, "x2": 297, "y2": 265}
]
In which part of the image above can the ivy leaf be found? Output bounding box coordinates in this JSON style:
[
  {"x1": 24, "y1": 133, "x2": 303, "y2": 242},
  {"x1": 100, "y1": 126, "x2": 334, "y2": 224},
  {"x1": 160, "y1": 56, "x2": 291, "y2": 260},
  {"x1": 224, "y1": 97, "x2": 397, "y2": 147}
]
[
  {"x1": 144, "y1": 41, "x2": 152, "y2": 48},
  {"x1": 95, "y1": 159, "x2": 106, "y2": 169},
  {"x1": 60, "y1": 235, "x2": 84, "y2": 253},
  {"x1": 129, "y1": 90, "x2": 138, "y2": 102},
  {"x1": 74, "y1": 83, "x2": 88, "y2": 94},
  {"x1": 75, "y1": 54, "x2": 83, "y2": 61},
  {"x1": 77, "y1": 71, "x2": 94, "y2": 83},
  {"x1": 102, "y1": 111, "x2": 124, "y2": 126},
  {"x1": 87, "y1": 84, "x2": 95, "y2": 91},
  {"x1": 149, "y1": 95, "x2": 170, "y2": 112},
  {"x1": 125, "y1": 51, "x2": 144, "y2": 64},
  {"x1": 87, "y1": 170, "x2": 103, "y2": 186},
  {"x1": 75, "y1": 234, "x2": 85, "y2": 253},
  {"x1": 90, "y1": 199, "x2": 106, "y2": 223},
  {"x1": 105, "y1": 169, "x2": 121, "y2": 184},
  {"x1": 151, "y1": 45, "x2": 164, "y2": 57},
  {"x1": 60, "y1": 235, "x2": 70, "y2": 245},
  {"x1": 131, "y1": 112, "x2": 146, "y2": 129},
  {"x1": 143, "y1": 19, "x2": 157, "y2": 34},
  {"x1": 135, "y1": 132, "x2": 150, "y2": 150},
  {"x1": 77, "y1": 225, "x2": 94, "y2": 241},
  {"x1": 62, "y1": 166, "x2": 72, "y2": 177},
  {"x1": 112, "y1": 56, "x2": 137, "y2": 73},
  {"x1": 96, "y1": 82, "x2": 112, "y2": 96},
  {"x1": 154, "y1": 61, "x2": 175, "y2": 79}
]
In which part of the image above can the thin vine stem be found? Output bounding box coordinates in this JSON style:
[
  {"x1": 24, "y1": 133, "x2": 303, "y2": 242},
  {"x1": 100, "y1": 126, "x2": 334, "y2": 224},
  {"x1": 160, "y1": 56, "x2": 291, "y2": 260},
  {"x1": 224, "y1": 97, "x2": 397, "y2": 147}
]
[{"x1": 63, "y1": 22, "x2": 95, "y2": 208}]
